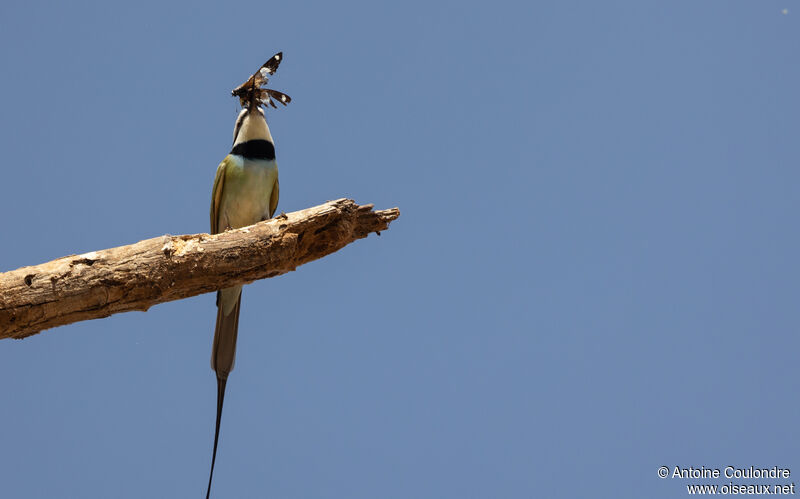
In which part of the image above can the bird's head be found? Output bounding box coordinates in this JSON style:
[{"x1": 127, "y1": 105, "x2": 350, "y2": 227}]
[{"x1": 230, "y1": 53, "x2": 291, "y2": 145}]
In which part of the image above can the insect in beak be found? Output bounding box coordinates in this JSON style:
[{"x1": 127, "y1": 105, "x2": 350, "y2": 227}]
[{"x1": 231, "y1": 52, "x2": 292, "y2": 109}]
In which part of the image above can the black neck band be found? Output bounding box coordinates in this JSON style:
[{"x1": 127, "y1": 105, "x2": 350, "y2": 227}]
[{"x1": 230, "y1": 139, "x2": 275, "y2": 160}]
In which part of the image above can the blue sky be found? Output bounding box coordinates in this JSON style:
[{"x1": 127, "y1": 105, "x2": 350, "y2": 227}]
[{"x1": 1, "y1": 1, "x2": 798, "y2": 497}]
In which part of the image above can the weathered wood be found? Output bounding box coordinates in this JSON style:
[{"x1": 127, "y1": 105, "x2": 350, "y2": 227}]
[{"x1": 0, "y1": 199, "x2": 399, "y2": 340}]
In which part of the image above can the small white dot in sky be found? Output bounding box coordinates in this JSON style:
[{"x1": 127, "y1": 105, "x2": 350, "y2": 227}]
[{"x1": 782, "y1": 8, "x2": 788, "y2": 15}]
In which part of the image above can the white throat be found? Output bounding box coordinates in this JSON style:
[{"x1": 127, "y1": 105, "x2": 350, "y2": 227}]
[{"x1": 233, "y1": 109, "x2": 273, "y2": 145}]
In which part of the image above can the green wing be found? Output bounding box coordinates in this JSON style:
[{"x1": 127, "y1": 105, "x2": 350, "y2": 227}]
[
  {"x1": 210, "y1": 156, "x2": 234, "y2": 235},
  {"x1": 269, "y1": 177, "x2": 280, "y2": 219}
]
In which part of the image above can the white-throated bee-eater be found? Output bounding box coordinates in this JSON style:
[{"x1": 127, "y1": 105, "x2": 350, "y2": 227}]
[{"x1": 206, "y1": 52, "x2": 291, "y2": 499}]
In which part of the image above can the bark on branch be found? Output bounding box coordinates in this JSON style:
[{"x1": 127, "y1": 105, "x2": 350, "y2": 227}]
[{"x1": 0, "y1": 199, "x2": 399, "y2": 340}]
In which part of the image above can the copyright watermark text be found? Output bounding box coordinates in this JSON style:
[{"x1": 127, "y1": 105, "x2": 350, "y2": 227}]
[{"x1": 659, "y1": 466, "x2": 795, "y2": 495}]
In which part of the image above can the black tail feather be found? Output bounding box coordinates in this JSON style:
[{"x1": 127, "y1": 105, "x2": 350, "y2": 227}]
[{"x1": 206, "y1": 377, "x2": 227, "y2": 499}]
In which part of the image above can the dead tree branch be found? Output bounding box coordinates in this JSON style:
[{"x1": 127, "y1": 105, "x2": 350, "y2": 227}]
[{"x1": 0, "y1": 199, "x2": 399, "y2": 340}]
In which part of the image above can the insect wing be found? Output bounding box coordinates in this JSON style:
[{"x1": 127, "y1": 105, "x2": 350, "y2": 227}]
[
  {"x1": 259, "y1": 52, "x2": 283, "y2": 76},
  {"x1": 266, "y1": 89, "x2": 291, "y2": 106}
]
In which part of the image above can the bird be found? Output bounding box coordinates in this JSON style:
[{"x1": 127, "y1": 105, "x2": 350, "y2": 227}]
[{"x1": 206, "y1": 52, "x2": 291, "y2": 499}]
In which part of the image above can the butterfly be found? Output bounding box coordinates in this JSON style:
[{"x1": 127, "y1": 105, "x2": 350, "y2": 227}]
[{"x1": 231, "y1": 52, "x2": 292, "y2": 109}]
